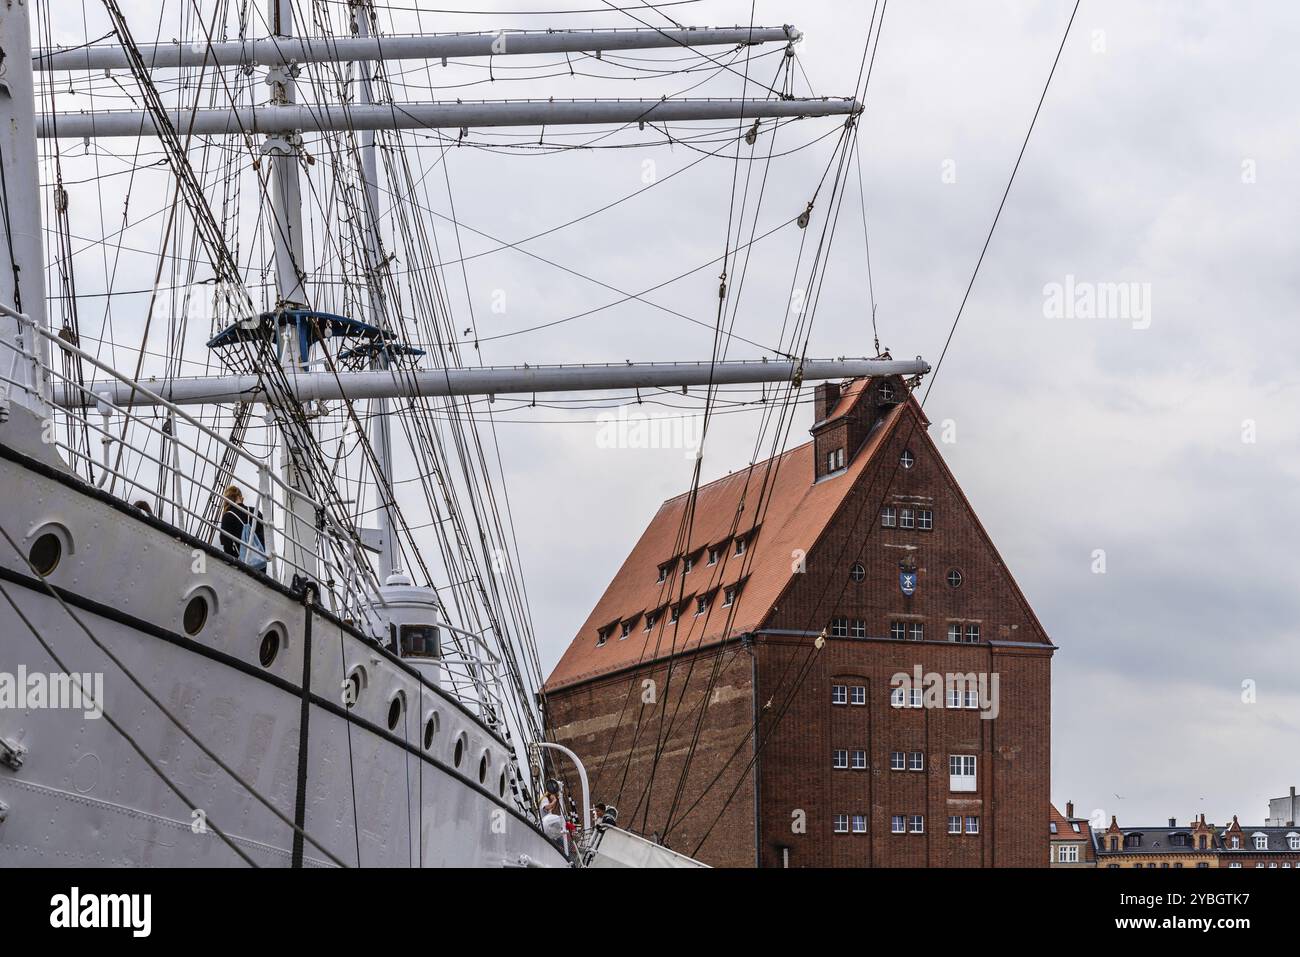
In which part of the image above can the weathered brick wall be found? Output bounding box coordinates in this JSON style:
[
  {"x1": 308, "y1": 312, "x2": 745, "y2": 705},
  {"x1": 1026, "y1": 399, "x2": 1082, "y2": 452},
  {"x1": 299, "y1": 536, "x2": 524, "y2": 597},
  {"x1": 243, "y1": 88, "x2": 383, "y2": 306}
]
[{"x1": 545, "y1": 642, "x2": 758, "y2": 867}]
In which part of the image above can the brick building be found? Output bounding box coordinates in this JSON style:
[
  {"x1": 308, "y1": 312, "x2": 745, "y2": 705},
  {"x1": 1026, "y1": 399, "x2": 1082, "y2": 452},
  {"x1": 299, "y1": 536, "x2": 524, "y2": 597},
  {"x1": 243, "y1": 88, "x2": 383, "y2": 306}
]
[
  {"x1": 1094, "y1": 814, "x2": 1219, "y2": 868},
  {"x1": 543, "y1": 375, "x2": 1055, "y2": 867}
]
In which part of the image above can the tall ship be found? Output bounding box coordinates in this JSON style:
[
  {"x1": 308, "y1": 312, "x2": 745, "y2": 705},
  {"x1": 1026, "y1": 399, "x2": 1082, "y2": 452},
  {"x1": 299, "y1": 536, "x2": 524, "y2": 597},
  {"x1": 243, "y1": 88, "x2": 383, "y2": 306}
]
[{"x1": 0, "y1": 0, "x2": 924, "y2": 866}]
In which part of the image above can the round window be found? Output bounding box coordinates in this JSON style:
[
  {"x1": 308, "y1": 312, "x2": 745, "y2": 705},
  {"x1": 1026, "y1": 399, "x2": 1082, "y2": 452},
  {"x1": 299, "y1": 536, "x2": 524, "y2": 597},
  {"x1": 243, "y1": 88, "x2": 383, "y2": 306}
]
[
  {"x1": 849, "y1": 562, "x2": 865, "y2": 582},
  {"x1": 479, "y1": 752, "x2": 489, "y2": 784},
  {"x1": 947, "y1": 569, "x2": 964, "y2": 589},
  {"x1": 29, "y1": 533, "x2": 62, "y2": 576},
  {"x1": 499, "y1": 770, "x2": 508, "y2": 798},
  {"x1": 387, "y1": 694, "x2": 404, "y2": 731},
  {"x1": 423, "y1": 713, "x2": 440, "y2": 750},
  {"x1": 900, "y1": 450, "x2": 915, "y2": 469},
  {"x1": 183, "y1": 594, "x2": 209, "y2": 635},
  {"x1": 259, "y1": 630, "x2": 280, "y2": 667},
  {"x1": 453, "y1": 734, "x2": 465, "y2": 768}
]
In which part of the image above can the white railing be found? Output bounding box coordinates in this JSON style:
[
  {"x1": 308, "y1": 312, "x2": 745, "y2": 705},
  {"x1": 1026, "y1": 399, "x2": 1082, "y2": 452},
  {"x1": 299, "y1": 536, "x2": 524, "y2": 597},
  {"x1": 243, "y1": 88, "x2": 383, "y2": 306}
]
[{"x1": 0, "y1": 309, "x2": 382, "y2": 630}]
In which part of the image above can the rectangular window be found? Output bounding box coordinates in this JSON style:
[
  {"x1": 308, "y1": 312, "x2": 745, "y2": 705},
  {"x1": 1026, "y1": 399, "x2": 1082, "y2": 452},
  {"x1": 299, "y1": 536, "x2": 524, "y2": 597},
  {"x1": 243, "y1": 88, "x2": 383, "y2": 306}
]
[
  {"x1": 620, "y1": 621, "x2": 632, "y2": 638},
  {"x1": 644, "y1": 613, "x2": 657, "y2": 631},
  {"x1": 890, "y1": 621, "x2": 906, "y2": 641},
  {"x1": 948, "y1": 622, "x2": 961, "y2": 642},
  {"x1": 830, "y1": 618, "x2": 850, "y2": 638},
  {"x1": 899, "y1": 508, "x2": 915, "y2": 529},
  {"x1": 851, "y1": 814, "x2": 867, "y2": 834},
  {"x1": 834, "y1": 814, "x2": 849, "y2": 834},
  {"x1": 596, "y1": 627, "x2": 610, "y2": 647},
  {"x1": 965, "y1": 816, "x2": 980, "y2": 835},
  {"x1": 684, "y1": 555, "x2": 694, "y2": 573},
  {"x1": 890, "y1": 687, "x2": 906, "y2": 708},
  {"x1": 831, "y1": 684, "x2": 847, "y2": 705},
  {"x1": 657, "y1": 565, "x2": 668, "y2": 583},
  {"x1": 891, "y1": 815, "x2": 905, "y2": 834},
  {"x1": 851, "y1": 750, "x2": 867, "y2": 770},
  {"x1": 946, "y1": 688, "x2": 961, "y2": 709},
  {"x1": 881, "y1": 506, "x2": 896, "y2": 528},
  {"x1": 964, "y1": 690, "x2": 978, "y2": 709},
  {"x1": 908, "y1": 751, "x2": 924, "y2": 771},
  {"x1": 909, "y1": 815, "x2": 925, "y2": 834},
  {"x1": 707, "y1": 547, "x2": 719, "y2": 565},
  {"x1": 735, "y1": 537, "x2": 747, "y2": 556},
  {"x1": 917, "y1": 509, "x2": 933, "y2": 531},
  {"x1": 908, "y1": 622, "x2": 924, "y2": 641},
  {"x1": 827, "y1": 448, "x2": 845, "y2": 472},
  {"x1": 890, "y1": 751, "x2": 905, "y2": 771},
  {"x1": 669, "y1": 605, "x2": 680, "y2": 624},
  {"x1": 695, "y1": 596, "x2": 708, "y2": 616},
  {"x1": 723, "y1": 586, "x2": 736, "y2": 607},
  {"x1": 850, "y1": 686, "x2": 866, "y2": 705},
  {"x1": 850, "y1": 619, "x2": 867, "y2": 639},
  {"x1": 949, "y1": 755, "x2": 977, "y2": 792},
  {"x1": 833, "y1": 749, "x2": 848, "y2": 769},
  {"x1": 909, "y1": 689, "x2": 923, "y2": 708},
  {"x1": 964, "y1": 624, "x2": 980, "y2": 643},
  {"x1": 948, "y1": 816, "x2": 962, "y2": 835},
  {"x1": 1058, "y1": 844, "x2": 1077, "y2": 862}
]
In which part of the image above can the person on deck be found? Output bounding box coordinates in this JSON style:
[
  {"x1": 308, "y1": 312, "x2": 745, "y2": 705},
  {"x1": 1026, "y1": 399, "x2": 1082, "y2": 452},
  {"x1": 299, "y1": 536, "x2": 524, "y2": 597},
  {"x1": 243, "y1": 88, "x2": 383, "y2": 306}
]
[{"x1": 219, "y1": 485, "x2": 266, "y2": 564}]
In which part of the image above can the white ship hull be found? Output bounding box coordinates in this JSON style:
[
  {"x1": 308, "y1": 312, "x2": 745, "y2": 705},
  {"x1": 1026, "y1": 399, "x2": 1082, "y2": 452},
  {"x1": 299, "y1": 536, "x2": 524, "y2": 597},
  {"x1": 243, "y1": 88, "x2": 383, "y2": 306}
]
[{"x1": 0, "y1": 442, "x2": 566, "y2": 868}]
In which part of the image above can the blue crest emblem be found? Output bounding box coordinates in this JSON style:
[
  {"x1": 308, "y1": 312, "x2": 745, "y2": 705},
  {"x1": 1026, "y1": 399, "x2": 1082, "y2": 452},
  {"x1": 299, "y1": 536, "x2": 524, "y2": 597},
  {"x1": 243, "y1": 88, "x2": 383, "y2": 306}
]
[{"x1": 899, "y1": 570, "x2": 917, "y2": 596}]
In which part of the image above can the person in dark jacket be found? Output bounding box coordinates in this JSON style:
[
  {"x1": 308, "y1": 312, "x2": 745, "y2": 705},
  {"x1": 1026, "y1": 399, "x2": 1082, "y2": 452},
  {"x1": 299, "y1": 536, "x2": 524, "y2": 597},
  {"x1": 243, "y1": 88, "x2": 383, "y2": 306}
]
[{"x1": 219, "y1": 485, "x2": 265, "y2": 563}]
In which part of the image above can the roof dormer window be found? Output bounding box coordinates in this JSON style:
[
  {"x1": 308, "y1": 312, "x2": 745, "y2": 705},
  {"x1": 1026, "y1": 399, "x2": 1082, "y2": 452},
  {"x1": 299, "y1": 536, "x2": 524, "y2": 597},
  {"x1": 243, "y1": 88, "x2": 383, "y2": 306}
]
[
  {"x1": 620, "y1": 620, "x2": 632, "y2": 639},
  {"x1": 827, "y1": 448, "x2": 846, "y2": 473},
  {"x1": 735, "y1": 537, "x2": 747, "y2": 556},
  {"x1": 695, "y1": 595, "x2": 709, "y2": 616},
  {"x1": 707, "y1": 546, "x2": 720, "y2": 565},
  {"x1": 657, "y1": 564, "x2": 669, "y2": 583},
  {"x1": 684, "y1": 554, "x2": 695, "y2": 574},
  {"x1": 596, "y1": 626, "x2": 611, "y2": 647},
  {"x1": 723, "y1": 585, "x2": 737, "y2": 607}
]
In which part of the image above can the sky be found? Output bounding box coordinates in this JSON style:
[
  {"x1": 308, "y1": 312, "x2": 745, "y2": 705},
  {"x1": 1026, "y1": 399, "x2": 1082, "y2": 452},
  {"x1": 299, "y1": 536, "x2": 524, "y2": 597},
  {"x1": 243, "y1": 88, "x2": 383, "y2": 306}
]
[{"x1": 40, "y1": 0, "x2": 1300, "y2": 831}]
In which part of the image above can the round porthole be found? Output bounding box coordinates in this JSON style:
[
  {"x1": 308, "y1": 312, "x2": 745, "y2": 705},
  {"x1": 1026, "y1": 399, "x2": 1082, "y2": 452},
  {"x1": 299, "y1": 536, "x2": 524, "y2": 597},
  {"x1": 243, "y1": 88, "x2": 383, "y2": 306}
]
[
  {"x1": 259, "y1": 630, "x2": 281, "y2": 667},
  {"x1": 453, "y1": 734, "x2": 465, "y2": 768},
  {"x1": 849, "y1": 561, "x2": 865, "y2": 582},
  {"x1": 29, "y1": 533, "x2": 62, "y2": 576},
  {"x1": 947, "y1": 568, "x2": 964, "y2": 589},
  {"x1": 423, "y1": 712, "x2": 440, "y2": 750},
  {"x1": 387, "y1": 694, "x2": 404, "y2": 731},
  {"x1": 479, "y1": 752, "x2": 489, "y2": 784},
  {"x1": 498, "y1": 770, "x2": 508, "y2": 798},
  {"x1": 183, "y1": 594, "x2": 208, "y2": 635},
  {"x1": 343, "y1": 669, "x2": 364, "y2": 709},
  {"x1": 900, "y1": 449, "x2": 915, "y2": 469}
]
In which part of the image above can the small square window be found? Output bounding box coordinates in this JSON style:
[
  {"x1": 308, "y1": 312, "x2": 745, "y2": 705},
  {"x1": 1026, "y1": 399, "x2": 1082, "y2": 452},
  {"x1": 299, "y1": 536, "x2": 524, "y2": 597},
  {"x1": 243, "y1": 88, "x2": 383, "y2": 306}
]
[
  {"x1": 849, "y1": 686, "x2": 866, "y2": 705},
  {"x1": 881, "y1": 506, "x2": 897, "y2": 528},
  {"x1": 734, "y1": 537, "x2": 747, "y2": 556},
  {"x1": 890, "y1": 687, "x2": 906, "y2": 708},
  {"x1": 891, "y1": 815, "x2": 905, "y2": 834},
  {"x1": 669, "y1": 605, "x2": 680, "y2": 624},
  {"x1": 657, "y1": 565, "x2": 668, "y2": 583},
  {"x1": 948, "y1": 816, "x2": 962, "y2": 835},
  {"x1": 909, "y1": 689, "x2": 923, "y2": 708},
  {"x1": 684, "y1": 555, "x2": 695, "y2": 574},
  {"x1": 834, "y1": 814, "x2": 849, "y2": 834},
  {"x1": 964, "y1": 624, "x2": 980, "y2": 643},
  {"x1": 908, "y1": 622, "x2": 924, "y2": 641},
  {"x1": 908, "y1": 751, "x2": 924, "y2": 771},
  {"x1": 707, "y1": 547, "x2": 720, "y2": 565},
  {"x1": 620, "y1": 621, "x2": 632, "y2": 638},
  {"x1": 899, "y1": 508, "x2": 915, "y2": 529},
  {"x1": 833, "y1": 749, "x2": 848, "y2": 769},
  {"x1": 830, "y1": 618, "x2": 850, "y2": 638},
  {"x1": 695, "y1": 596, "x2": 708, "y2": 616},
  {"x1": 917, "y1": 509, "x2": 933, "y2": 531},
  {"x1": 880, "y1": 383, "x2": 894, "y2": 402},
  {"x1": 851, "y1": 750, "x2": 867, "y2": 770},
  {"x1": 851, "y1": 814, "x2": 867, "y2": 834},
  {"x1": 948, "y1": 623, "x2": 961, "y2": 642},
  {"x1": 890, "y1": 751, "x2": 905, "y2": 771},
  {"x1": 946, "y1": 689, "x2": 961, "y2": 709},
  {"x1": 909, "y1": 815, "x2": 925, "y2": 834},
  {"x1": 596, "y1": 627, "x2": 610, "y2": 646},
  {"x1": 831, "y1": 684, "x2": 847, "y2": 705},
  {"x1": 644, "y1": 613, "x2": 657, "y2": 631},
  {"x1": 723, "y1": 586, "x2": 736, "y2": 607},
  {"x1": 965, "y1": 816, "x2": 980, "y2": 835},
  {"x1": 851, "y1": 619, "x2": 867, "y2": 639},
  {"x1": 890, "y1": 621, "x2": 906, "y2": 641}
]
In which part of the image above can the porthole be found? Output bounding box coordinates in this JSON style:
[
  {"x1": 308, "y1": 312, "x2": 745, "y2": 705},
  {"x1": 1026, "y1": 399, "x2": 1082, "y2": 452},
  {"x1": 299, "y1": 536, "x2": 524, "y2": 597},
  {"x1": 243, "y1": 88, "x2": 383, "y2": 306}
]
[
  {"x1": 479, "y1": 751, "x2": 489, "y2": 784},
  {"x1": 849, "y1": 561, "x2": 865, "y2": 583},
  {"x1": 259, "y1": 629, "x2": 281, "y2": 667},
  {"x1": 499, "y1": 770, "x2": 508, "y2": 798},
  {"x1": 29, "y1": 533, "x2": 62, "y2": 576},
  {"x1": 900, "y1": 449, "x2": 915, "y2": 469},
  {"x1": 423, "y1": 712, "x2": 440, "y2": 750},
  {"x1": 183, "y1": 594, "x2": 209, "y2": 635},
  {"x1": 453, "y1": 734, "x2": 465, "y2": 768},
  {"x1": 947, "y1": 568, "x2": 964, "y2": 589},
  {"x1": 343, "y1": 668, "x2": 365, "y2": 709},
  {"x1": 387, "y1": 693, "x2": 404, "y2": 731}
]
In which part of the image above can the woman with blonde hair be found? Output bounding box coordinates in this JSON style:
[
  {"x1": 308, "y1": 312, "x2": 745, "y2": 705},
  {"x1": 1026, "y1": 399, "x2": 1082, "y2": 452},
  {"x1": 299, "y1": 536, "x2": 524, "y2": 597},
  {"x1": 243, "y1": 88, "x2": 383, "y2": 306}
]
[{"x1": 219, "y1": 485, "x2": 266, "y2": 569}]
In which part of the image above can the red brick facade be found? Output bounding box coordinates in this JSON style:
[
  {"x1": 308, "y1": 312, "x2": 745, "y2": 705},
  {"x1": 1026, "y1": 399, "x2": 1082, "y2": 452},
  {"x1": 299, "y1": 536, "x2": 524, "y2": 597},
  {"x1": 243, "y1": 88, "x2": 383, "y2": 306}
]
[{"x1": 544, "y1": 377, "x2": 1054, "y2": 867}]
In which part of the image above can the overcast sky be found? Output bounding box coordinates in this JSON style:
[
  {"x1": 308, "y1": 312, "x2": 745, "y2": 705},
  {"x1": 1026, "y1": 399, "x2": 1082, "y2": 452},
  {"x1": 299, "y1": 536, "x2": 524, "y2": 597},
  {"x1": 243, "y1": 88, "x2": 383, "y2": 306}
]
[{"x1": 50, "y1": 0, "x2": 1299, "y2": 831}]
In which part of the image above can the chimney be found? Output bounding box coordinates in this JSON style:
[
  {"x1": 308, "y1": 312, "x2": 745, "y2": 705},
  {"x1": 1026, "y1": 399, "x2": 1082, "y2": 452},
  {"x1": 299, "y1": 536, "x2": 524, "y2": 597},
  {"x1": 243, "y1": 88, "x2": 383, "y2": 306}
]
[
  {"x1": 1290, "y1": 785, "x2": 1297, "y2": 827},
  {"x1": 1066, "y1": 801, "x2": 1074, "y2": 819},
  {"x1": 812, "y1": 381, "x2": 839, "y2": 424},
  {"x1": 1168, "y1": 817, "x2": 1177, "y2": 828}
]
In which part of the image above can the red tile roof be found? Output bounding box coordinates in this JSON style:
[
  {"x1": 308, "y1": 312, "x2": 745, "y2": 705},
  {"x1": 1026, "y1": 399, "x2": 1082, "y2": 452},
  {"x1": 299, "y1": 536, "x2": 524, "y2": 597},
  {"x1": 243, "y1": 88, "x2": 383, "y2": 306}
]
[
  {"x1": 543, "y1": 398, "x2": 909, "y2": 691},
  {"x1": 1050, "y1": 803, "x2": 1093, "y2": 841}
]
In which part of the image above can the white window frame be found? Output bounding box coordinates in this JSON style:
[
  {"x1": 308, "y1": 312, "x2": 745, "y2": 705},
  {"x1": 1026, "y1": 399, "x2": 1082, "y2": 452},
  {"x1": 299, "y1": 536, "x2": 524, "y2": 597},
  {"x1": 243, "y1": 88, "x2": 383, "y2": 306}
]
[
  {"x1": 881, "y1": 506, "x2": 897, "y2": 528},
  {"x1": 965, "y1": 816, "x2": 981, "y2": 836},
  {"x1": 1253, "y1": 834, "x2": 1268, "y2": 850},
  {"x1": 831, "y1": 684, "x2": 848, "y2": 705},
  {"x1": 707, "y1": 547, "x2": 719, "y2": 566},
  {"x1": 908, "y1": 751, "x2": 924, "y2": 771},
  {"x1": 833, "y1": 814, "x2": 849, "y2": 834},
  {"x1": 849, "y1": 561, "x2": 865, "y2": 582},
  {"x1": 891, "y1": 815, "x2": 905, "y2": 834},
  {"x1": 851, "y1": 814, "x2": 867, "y2": 834},
  {"x1": 948, "y1": 816, "x2": 962, "y2": 835},
  {"x1": 850, "y1": 685, "x2": 866, "y2": 705},
  {"x1": 965, "y1": 623, "x2": 980, "y2": 643},
  {"x1": 900, "y1": 450, "x2": 915, "y2": 469},
  {"x1": 889, "y1": 621, "x2": 906, "y2": 641},
  {"x1": 890, "y1": 687, "x2": 906, "y2": 708},
  {"x1": 909, "y1": 815, "x2": 925, "y2": 834},
  {"x1": 948, "y1": 622, "x2": 961, "y2": 642},
  {"x1": 946, "y1": 688, "x2": 961, "y2": 709},
  {"x1": 949, "y1": 754, "x2": 977, "y2": 792},
  {"x1": 735, "y1": 537, "x2": 747, "y2": 556},
  {"x1": 1289, "y1": 834, "x2": 1300, "y2": 851},
  {"x1": 851, "y1": 750, "x2": 867, "y2": 770},
  {"x1": 909, "y1": 689, "x2": 923, "y2": 708},
  {"x1": 917, "y1": 509, "x2": 933, "y2": 531},
  {"x1": 832, "y1": 749, "x2": 848, "y2": 769},
  {"x1": 694, "y1": 595, "x2": 708, "y2": 616},
  {"x1": 657, "y1": 565, "x2": 668, "y2": 583},
  {"x1": 851, "y1": 619, "x2": 867, "y2": 639},
  {"x1": 723, "y1": 586, "x2": 736, "y2": 607},
  {"x1": 899, "y1": 508, "x2": 915, "y2": 529},
  {"x1": 908, "y1": 622, "x2": 924, "y2": 641},
  {"x1": 830, "y1": 618, "x2": 850, "y2": 638},
  {"x1": 890, "y1": 751, "x2": 905, "y2": 771}
]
